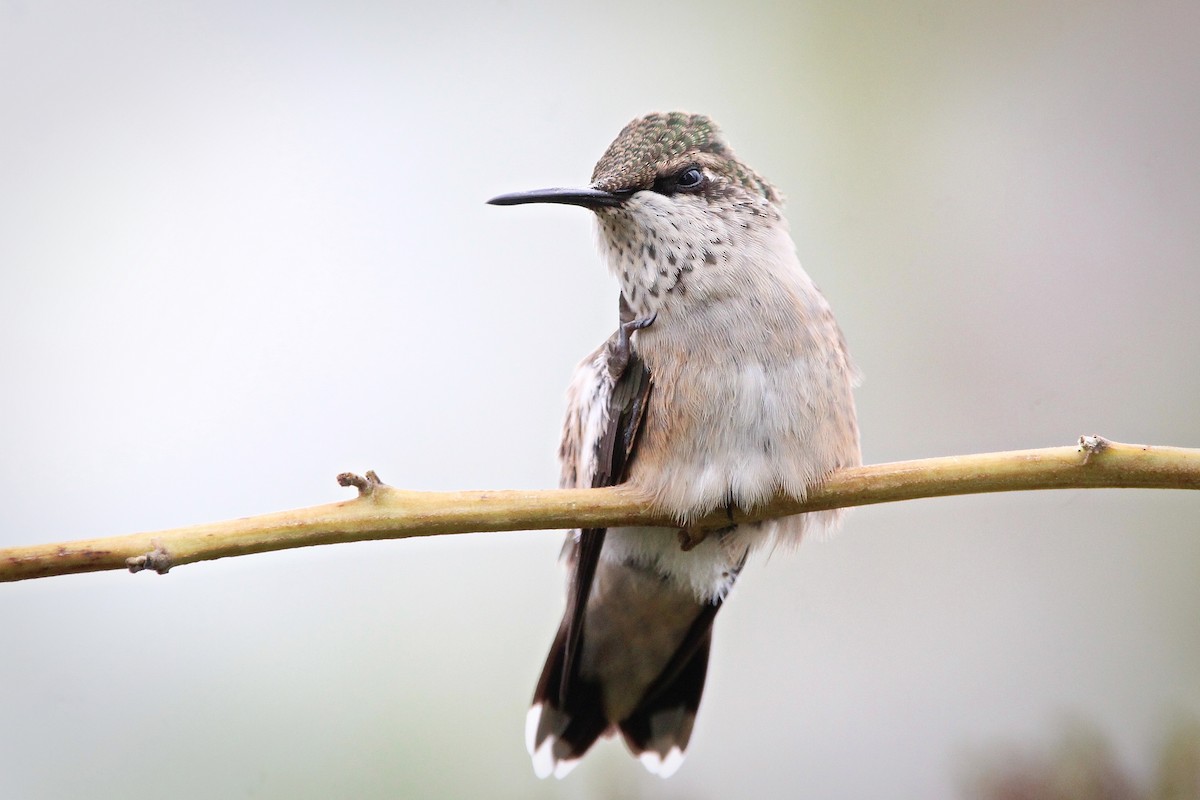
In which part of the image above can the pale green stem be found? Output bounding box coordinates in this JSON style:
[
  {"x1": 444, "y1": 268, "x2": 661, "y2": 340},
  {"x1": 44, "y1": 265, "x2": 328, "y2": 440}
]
[{"x1": 2, "y1": 437, "x2": 1196, "y2": 583}]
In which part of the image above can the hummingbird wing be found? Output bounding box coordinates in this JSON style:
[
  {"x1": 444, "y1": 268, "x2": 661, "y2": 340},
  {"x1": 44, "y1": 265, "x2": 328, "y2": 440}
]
[
  {"x1": 527, "y1": 321, "x2": 652, "y2": 778},
  {"x1": 558, "y1": 298, "x2": 653, "y2": 665},
  {"x1": 563, "y1": 332, "x2": 651, "y2": 687},
  {"x1": 530, "y1": 303, "x2": 740, "y2": 780}
]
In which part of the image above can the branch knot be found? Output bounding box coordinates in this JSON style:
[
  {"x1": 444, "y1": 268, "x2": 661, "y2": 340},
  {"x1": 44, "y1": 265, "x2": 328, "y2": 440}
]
[
  {"x1": 126, "y1": 541, "x2": 173, "y2": 575},
  {"x1": 1078, "y1": 435, "x2": 1111, "y2": 464},
  {"x1": 337, "y1": 470, "x2": 387, "y2": 498}
]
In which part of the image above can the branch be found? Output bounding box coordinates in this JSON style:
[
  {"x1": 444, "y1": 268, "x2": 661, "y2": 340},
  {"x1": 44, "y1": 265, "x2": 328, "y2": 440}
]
[{"x1": 2, "y1": 436, "x2": 1196, "y2": 583}]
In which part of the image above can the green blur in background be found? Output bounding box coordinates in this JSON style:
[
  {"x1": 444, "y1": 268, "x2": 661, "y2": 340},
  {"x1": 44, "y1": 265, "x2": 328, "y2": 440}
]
[{"x1": 1, "y1": 1, "x2": 1197, "y2": 798}]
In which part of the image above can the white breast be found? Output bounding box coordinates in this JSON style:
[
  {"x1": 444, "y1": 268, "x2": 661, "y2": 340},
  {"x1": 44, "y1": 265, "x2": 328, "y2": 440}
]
[{"x1": 607, "y1": 204, "x2": 860, "y2": 546}]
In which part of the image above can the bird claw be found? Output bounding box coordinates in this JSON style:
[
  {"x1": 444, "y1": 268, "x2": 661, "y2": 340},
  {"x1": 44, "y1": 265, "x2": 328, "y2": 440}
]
[
  {"x1": 678, "y1": 504, "x2": 738, "y2": 552},
  {"x1": 677, "y1": 527, "x2": 708, "y2": 551},
  {"x1": 607, "y1": 312, "x2": 657, "y2": 380}
]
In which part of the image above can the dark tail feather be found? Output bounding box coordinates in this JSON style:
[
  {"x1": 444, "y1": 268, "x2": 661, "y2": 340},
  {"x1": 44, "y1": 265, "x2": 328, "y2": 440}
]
[
  {"x1": 528, "y1": 552, "x2": 737, "y2": 779},
  {"x1": 618, "y1": 608, "x2": 717, "y2": 777},
  {"x1": 528, "y1": 597, "x2": 722, "y2": 779},
  {"x1": 526, "y1": 619, "x2": 610, "y2": 779}
]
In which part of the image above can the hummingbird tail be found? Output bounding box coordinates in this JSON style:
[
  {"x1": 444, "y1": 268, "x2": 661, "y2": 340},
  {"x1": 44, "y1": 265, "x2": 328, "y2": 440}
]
[
  {"x1": 617, "y1": 623, "x2": 712, "y2": 778},
  {"x1": 526, "y1": 619, "x2": 609, "y2": 779},
  {"x1": 526, "y1": 564, "x2": 724, "y2": 779}
]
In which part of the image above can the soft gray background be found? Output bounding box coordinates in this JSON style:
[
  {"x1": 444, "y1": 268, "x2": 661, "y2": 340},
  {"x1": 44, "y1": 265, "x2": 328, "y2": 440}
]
[{"x1": 2, "y1": 2, "x2": 1197, "y2": 798}]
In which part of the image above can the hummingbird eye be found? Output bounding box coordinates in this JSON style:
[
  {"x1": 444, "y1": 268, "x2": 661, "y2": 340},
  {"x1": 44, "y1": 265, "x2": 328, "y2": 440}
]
[
  {"x1": 652, "y1": 166, "x2": 707, "y2": 196},
  {"x1": 676, "y1": 167, "x2": 705, "y2": 190}
]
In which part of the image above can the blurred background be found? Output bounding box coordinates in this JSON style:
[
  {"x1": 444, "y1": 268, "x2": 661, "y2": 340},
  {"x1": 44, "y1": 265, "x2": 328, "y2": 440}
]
[{"x1": 1, "y1": 1, "x2": 1198, "y2": 798}]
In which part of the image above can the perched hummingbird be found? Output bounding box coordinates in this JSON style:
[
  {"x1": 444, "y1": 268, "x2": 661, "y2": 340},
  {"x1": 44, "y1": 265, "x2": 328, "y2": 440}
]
[{"x1": 488, "y1": 112, "x2": 861, "y2": 779}]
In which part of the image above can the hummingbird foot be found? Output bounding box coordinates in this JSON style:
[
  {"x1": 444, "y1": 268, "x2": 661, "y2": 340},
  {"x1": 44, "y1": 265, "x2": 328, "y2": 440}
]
[
  {"x1": 676, "y1": 524, "x2": 738, "y2": 552},
  {"x1": 676, "y1": 527, "x2": 708, "y2": 551},
  {"x1": 677, "y1": 504, "x2": 738, "y2": 551},
  {"x1": 606, "y1": 312, "x2": 657, "y2": 380},
  {"x1": 337, "y1": 470, "x2": 388, "y2": 497}
]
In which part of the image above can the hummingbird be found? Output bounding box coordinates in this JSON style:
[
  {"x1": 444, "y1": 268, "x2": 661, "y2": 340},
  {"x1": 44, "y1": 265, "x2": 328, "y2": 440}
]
[{"x1": 488, "y1": 112, "x2": 861, "y2": 779}]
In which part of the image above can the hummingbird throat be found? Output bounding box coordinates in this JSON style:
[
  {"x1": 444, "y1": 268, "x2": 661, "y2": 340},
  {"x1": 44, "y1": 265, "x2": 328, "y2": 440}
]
[{"x1": 595, "y1": 193, "x2": 782, "y2": 319}]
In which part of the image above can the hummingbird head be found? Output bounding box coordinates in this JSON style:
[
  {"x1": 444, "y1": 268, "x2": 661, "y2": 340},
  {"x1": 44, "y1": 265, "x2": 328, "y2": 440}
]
[
  {"x1": 489, "y1": 112, "x2": 788, "y2": 318},
  {"x1": 588, "y1": 112, "x2": 779, "y2": 205},
  {"x1": 488, "y1": 112, "x2": 778, "y2": 210}
]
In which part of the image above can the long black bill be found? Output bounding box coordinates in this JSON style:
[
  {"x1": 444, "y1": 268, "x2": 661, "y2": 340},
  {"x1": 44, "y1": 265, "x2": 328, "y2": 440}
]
[{"x1": 487, "y1": 187, "x2": 628, "y2": 209}]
